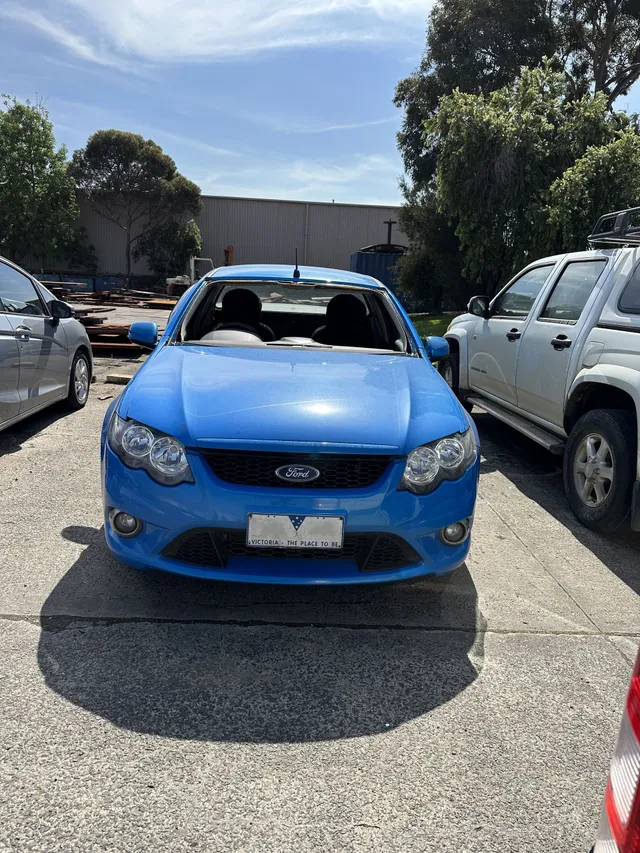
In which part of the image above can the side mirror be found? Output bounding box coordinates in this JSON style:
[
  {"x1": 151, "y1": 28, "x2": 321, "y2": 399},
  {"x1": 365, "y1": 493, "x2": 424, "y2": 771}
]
[
  {"x1": 129, "y1": 321, "x2": 158, "y2": 349},
  {"x1": 468, "y1": 295, "x2": 490, "y2": 319},
  {"x1": 425, "y1": 335, "x2": 450, "y2": 361},
  {"x1": 49, "y1": 299, "x2": 74, "y2": 320}
]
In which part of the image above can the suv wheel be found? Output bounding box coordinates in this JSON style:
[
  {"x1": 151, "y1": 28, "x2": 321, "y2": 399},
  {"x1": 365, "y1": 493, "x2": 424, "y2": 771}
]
[
  {"x1": 564, "y1": 409, "x2": 636, "y2": 532},
  {"x1": 438, "y1": 353, "x2": 473, "y2": 412},
  {"x1": 66, "y1": 351, "x2": 91, "y2": 411}
]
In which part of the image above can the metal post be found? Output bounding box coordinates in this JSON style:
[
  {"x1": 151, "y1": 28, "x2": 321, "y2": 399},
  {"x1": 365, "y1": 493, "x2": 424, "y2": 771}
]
[{"x1": 383, "y1": 219, "x2": 397, "y2": 245}]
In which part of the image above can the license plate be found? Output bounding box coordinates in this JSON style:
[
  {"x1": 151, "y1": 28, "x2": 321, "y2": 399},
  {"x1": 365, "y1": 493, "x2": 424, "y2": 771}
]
[{"x1": 247, "y1": 514, "x2": 344, "y2": 549}]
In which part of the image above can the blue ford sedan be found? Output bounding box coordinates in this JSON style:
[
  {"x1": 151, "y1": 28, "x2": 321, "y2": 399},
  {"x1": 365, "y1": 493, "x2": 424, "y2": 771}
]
[{"x1": 101, "y1": 264, "x2": 479, "y2": 585}]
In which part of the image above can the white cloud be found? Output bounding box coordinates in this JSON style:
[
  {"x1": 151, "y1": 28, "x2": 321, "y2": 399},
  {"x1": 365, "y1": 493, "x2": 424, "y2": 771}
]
[
  {"x1": 198, "y1": 152, "x2": 401, "y2": 205},
  {"x1": 236, "y1": 113, "x2": 400, "y2": 134},
  {"x1": 1, "y1": 5, "x2": 131, "y2": 70},
  {"x1": 1, "y1": 0, "x2": 430, "y2": 65}
]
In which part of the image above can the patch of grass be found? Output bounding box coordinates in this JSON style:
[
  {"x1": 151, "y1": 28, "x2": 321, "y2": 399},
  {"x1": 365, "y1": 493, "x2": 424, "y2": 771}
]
[{"x1": 408, "y1": 314, "x2": 453, "y2": 339}]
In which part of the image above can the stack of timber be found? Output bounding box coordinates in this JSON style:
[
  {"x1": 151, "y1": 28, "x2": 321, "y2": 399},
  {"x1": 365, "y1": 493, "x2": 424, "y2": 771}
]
[
  {"x1": 45, "y1": 284, "x2": 179, "y2": 311},
  {"x1": 54, "y1": 299, "x2": 170, "y2": 357}
]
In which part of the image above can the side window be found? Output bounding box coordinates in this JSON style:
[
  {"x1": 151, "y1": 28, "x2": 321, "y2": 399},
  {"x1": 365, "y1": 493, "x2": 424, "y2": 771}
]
[
  {"x1": 491, "y1": 266, "x2": 553, "y2": 319},
  {"x1": 0, "y1": 263, "x2": 45, "y2": 316},
  {"x1": 619, "y1": 263, "x2": 640, "y2": 314},
  {"x1": 539, "y1": 260, "x2": 606, "y2": 323}
]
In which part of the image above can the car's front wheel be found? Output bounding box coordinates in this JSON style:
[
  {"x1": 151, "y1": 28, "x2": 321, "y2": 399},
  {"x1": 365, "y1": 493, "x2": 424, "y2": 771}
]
[
  {"x1": 438, "y1": 353, "x2": 473, "y2": 412},
  {"x1": 65, "y1": 350, "x2": 91, "y2": 410},
  {"x1": 563, "y1": 409, "x2": 636, "y2": 532}
]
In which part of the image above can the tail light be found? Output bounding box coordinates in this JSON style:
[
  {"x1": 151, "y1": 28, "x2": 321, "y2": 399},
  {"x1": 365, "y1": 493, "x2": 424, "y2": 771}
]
[{"x1": 595, "y1": 651, "x2": 640, "y2": 851}]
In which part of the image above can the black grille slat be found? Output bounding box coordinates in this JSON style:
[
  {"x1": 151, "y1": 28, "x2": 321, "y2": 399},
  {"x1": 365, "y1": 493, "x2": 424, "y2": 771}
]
[
  {"x1": 202, "y1": 449, "x2": 392, "y2": 489},
  {"x1": 361, "y1": 536, "x2": 417, "y2": 572},
  {"x1": 162, "y1": 529, "x2": 224, "y2": 568},
  {"x1": 162, "y1": 529, "x2": 419, "y2": 573}
]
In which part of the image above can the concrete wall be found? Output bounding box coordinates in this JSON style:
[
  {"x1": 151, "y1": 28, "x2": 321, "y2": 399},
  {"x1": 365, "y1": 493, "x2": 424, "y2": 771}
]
[{"x1": 68, "y1": 195, "x2": 407, "y2": 276}]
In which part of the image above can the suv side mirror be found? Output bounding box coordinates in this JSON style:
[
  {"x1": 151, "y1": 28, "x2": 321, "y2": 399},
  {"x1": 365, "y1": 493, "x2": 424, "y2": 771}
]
[
  {"x1": 129, "y1": 321, "x2": 158, "y2": 349},
  {"x1": 49, "y1": 299, "x2": 74, "y2": 320},
  {"x1": 468, "y1": 295, "x2": 490, "y2": 319}
]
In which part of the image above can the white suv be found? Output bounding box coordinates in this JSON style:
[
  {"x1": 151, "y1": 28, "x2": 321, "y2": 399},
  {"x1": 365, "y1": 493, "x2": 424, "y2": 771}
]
[{"x1": 441, "y1": 207, "x2": 640, "y2": 533}]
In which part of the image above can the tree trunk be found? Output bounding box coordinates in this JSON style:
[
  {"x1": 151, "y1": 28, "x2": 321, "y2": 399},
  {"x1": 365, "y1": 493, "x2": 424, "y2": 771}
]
[{"x1": 125, "y1": 230, "x2": 131, "y2": 290}]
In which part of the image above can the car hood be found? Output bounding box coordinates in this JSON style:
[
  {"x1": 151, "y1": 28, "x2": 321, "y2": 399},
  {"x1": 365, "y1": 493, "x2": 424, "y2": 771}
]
[{"x1": 120, "y1": 344, "x2": 469, "y2": 454}]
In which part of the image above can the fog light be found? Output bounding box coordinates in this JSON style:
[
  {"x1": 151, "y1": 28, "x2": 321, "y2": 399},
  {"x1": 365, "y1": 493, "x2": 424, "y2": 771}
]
[
  {"x1": 439, "y1": 520, "x2": 469, "y2": 545},
  {"x1": 109, "y1": 509, "x2": 142, "y2": 537}
]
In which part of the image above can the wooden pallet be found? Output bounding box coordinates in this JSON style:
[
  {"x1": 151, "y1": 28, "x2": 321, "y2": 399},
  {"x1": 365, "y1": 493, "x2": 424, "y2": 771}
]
[{"x1": 90, "y1": 341, "x2": 143, "y2": 353}]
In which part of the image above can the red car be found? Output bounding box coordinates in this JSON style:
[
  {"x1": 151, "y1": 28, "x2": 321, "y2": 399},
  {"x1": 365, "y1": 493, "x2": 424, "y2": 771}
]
[{"x1": 593, "y1": 650, "x2": 640, "y2": 851}]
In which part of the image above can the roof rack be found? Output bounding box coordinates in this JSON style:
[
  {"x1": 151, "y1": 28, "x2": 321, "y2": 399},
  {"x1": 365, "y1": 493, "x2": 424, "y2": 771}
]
[{"x1": 588, "y1": 206, "x2": 640, "y2": 247}]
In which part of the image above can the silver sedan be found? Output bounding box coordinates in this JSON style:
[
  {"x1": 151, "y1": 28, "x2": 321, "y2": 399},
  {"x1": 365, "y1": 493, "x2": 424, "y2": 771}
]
[{"x1": 0, "y1": 256, "x2": 92, "y2": 431}]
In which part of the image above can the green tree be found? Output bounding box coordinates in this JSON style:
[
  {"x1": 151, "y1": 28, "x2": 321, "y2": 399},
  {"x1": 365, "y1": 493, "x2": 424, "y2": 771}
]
[
  {"x1": 0, "y1": 96, "x2": 82, "y2": 267},
  {"x1": 395, "y1": 0, "x2": 557, "y2": 186},
  {"x1": 396, "y1": 187, "x2": 468, "y2": 310},
  {"x1": 545, "y1": 130, "x2": 640, "y2": 251},
  {"x1": 396, "y1": 0, "x2": 640, "y2": 186},
  {"x1": 69, "y1": 130, "x2": 202, "y2": 285},
  {"x1": 559, "y1": 0, "x2": 640, "y2": 106},
  {"x1": 133, "y1": 219, "x2": 202, "y2": 281},
  {"x1": 430, "y1": 65, "x2": 626, "y2": 287},
  {"x1": 394, "y1": 0, "x2": 558, "y2": 306},
  {"x1": 394, "y1": 0, "x2": 640, "y2": 306}
]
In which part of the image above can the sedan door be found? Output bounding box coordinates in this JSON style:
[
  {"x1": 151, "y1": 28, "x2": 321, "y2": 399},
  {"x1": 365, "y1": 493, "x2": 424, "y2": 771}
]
[
  {"x1": 467, "y1": 264, "x2": 555, "y2": 406},
  {"x1": 515, "y1": 258, "x2": 609, "y2": 427},
  {"x1": 0, "y1": 261, "x2": 69, "y2": 414},
  {"x1": 0, "y1": 314, "x2": 21, "y2": 427}
]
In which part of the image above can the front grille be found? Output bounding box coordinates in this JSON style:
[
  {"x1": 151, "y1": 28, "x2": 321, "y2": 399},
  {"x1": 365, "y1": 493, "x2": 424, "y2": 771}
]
[
  {"x1": 162, "y1": 529, "x2": 420, "y2": 573},
  {"x1": 201, "y1": 449, "x2": 392, "y2": 489}
]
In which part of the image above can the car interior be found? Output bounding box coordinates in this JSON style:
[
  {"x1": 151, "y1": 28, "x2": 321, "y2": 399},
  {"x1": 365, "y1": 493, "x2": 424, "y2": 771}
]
[{"x1": 179, "y1": 282, "x2": 412, "y2": 353}]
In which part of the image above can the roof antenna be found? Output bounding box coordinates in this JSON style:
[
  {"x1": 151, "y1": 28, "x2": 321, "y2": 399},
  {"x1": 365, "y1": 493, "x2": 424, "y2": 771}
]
[{"x1": 293, "y1": 247, "x2": 300, "y2": 279}]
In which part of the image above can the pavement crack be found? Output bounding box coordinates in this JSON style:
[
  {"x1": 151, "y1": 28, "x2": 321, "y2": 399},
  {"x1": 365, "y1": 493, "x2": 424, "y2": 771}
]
[{"x1": 0, "y1": 612, "x2": 627, "y2": 636}]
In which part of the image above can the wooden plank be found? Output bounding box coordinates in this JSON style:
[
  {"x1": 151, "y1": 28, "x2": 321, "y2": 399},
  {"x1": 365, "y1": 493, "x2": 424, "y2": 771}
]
[
  {"x1": 86, "y1": 324, "x2": 131, "y2": 334},
  {"x1": 73, "y1": 307, "x2": 116, "y2": 316},
  {"x1": 90, "y1": 341, "x2": 142, "y2": 352}
]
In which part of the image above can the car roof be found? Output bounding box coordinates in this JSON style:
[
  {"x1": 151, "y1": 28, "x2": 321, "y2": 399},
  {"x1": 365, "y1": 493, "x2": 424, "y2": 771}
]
[
  {"x1": 527, "y1": 248, "x2": 619, "y2": 266},
  {"x1": 206, "y1": 264, "x2": 384, "y2": 289}
]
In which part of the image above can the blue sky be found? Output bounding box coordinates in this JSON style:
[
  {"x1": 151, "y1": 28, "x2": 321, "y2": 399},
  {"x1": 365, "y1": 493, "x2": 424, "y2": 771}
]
[
  {"x1": 0, "y1": 1, "x2": 433, "y2": 205},
  {"x1": 2, "y1": 2, "x2": 640, "y2": 206}
]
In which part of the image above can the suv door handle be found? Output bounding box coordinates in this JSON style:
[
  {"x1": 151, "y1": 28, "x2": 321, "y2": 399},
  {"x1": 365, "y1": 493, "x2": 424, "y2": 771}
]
[
  {"x1": 14, "y1": 325, "x2": 31, "y2": 341},
  {"x1": 506, "y1": 328, "x2": 521, "y2": 342},
  {"x1": 551, "y1": 334, "x2": 571, "y2": 350}
]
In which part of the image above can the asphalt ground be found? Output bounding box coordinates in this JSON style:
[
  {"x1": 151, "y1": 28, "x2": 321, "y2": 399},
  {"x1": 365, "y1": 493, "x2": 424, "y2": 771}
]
[{"x1": 0, "y1": 357, "x2": 638, "y2": 852}]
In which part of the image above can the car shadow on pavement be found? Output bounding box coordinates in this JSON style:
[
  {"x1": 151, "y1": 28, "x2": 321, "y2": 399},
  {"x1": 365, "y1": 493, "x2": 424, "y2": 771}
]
[
  {"x1": 0, "y1": 405, "x2": 76, "y2": 458},
  {"x1": 37, "y1": 525, "x2": 485, "y2": 744},
  {"x1": 475, "y1": 412, "x2": 640, "y2": 595}
]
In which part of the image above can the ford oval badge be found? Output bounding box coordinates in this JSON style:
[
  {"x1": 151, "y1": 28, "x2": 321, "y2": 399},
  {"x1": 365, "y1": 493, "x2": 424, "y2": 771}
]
[{"x1": 275, "y1": 464, "x2": 321, "y2": 483}]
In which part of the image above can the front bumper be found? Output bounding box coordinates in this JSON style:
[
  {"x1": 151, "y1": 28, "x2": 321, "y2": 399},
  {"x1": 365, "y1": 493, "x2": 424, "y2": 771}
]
[{"x1": 102, "y1": 445, "x2": 479, "y2": 585}]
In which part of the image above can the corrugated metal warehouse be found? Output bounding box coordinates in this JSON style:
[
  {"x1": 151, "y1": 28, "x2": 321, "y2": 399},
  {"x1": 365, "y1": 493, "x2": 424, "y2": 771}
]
[{"x1": 73, "y1": 194, "x2": 407, "y2": 277}]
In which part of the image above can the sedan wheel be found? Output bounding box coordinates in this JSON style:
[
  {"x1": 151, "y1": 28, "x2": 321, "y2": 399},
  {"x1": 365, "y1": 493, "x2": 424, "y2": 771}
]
[
  {"x1": 74, "y1": 356, "x2": 90, "y2": 404},
  {"x1": 66, "y1": 352, "x2": 91, "y2": 410}
]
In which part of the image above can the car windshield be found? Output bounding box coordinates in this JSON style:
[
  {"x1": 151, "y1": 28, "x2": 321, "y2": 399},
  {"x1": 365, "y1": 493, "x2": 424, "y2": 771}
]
[{"x1": 178, "y1": 280, "x2": 412, "y2": 354}]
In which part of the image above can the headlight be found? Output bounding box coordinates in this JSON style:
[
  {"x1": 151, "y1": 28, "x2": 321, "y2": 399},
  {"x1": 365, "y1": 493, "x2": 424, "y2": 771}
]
[
  {"x1": 400, "y1": 428, "x2": 477, "y2": 494},
  {"x1": 108, "y1": 413, "x2": 194, "y2": 486}
]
